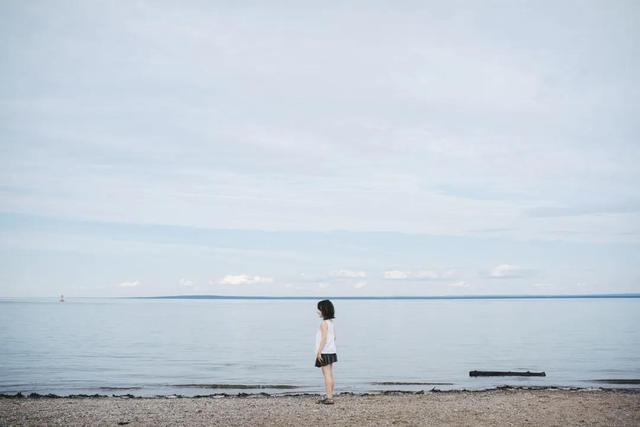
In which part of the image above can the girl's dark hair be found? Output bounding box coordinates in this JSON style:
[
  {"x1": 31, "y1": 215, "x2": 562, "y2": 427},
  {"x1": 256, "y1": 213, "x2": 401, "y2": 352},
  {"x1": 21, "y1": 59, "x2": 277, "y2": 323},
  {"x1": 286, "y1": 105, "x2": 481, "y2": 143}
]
[{"x1": 317, "y1": 299, "x2": 335, "y2": 320}]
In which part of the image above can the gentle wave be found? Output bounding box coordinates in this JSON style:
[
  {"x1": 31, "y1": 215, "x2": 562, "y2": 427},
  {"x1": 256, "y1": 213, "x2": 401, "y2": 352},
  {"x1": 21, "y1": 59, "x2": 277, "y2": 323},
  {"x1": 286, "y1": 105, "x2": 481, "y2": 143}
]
[
  {"x1": 171, "y1": 384, "x2": 300, "y2": 389},
  {"x1": 371, "y1": 382, "x2": 454, "y2": 385},
  {"x1": 96, "y1": 387, "x2": 144, "y2": 391}
]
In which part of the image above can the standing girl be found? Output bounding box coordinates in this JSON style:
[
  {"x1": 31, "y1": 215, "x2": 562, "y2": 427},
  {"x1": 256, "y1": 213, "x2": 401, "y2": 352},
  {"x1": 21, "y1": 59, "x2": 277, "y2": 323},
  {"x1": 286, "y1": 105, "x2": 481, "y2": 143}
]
[{"x1": 315, "y1": 299, "x2": 337, "y2": 404}]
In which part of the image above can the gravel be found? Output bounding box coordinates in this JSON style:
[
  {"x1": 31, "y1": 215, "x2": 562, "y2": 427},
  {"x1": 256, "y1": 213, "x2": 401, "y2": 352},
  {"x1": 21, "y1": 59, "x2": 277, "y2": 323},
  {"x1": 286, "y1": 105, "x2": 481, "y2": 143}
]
[{"x1": 1, "y1": 389, "x2": 639, "y2": 426}]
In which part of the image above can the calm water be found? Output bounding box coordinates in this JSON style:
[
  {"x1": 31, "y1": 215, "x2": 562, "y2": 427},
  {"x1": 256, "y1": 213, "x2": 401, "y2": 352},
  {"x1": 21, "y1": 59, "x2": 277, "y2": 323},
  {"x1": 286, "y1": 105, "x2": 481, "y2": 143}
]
[{"x1": 1, "y1": 297, "x2": 639, "y2": 397}]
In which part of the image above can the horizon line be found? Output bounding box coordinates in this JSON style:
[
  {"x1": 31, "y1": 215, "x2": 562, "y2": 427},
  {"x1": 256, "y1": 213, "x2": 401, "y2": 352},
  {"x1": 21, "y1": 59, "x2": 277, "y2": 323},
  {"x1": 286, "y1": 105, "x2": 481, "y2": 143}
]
[
  {"x1": 125, "y1": 292, "x2": 640, "y2": 300},
  {"x1": 118, "y1": 292, "x2": 640, "y2": 300},
  {"x1": 3, "y1": 293, "x2": 640, "y2": 300}
]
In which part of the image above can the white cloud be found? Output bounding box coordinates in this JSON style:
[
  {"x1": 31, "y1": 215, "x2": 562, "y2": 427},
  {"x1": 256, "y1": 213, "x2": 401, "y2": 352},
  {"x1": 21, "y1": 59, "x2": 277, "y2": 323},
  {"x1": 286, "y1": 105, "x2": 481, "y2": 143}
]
[
  {"x1": 448, "y1": 281, "x2": 470, "y2": 288},
  {"x1": 117, "y1": 280, "x2": 141, "y2": 288},
  {"x1": 179, "y1": 278, "x2": 195, "y2": 287},
  {"x1": 384, "y1": 269, "x2": 457, "y2": 280},
  {"x1": 384, "y1": 270, "x2": 411, "y2": 279},
  {"x1": 331, "y1": 269, "x2": 367, "y2": 278},
  {"x1": 0, "y1": 2, "x2": 637, "y2": 248},
  {"x1": 1, "y1": 2, "x2": 638, "y2": 298},
  {"x1": 530, "y1": 283, "x2": 552, "y2": 288},
  {"x1": 179, "y1": 278, "x2": 201, "y2": 290},
  {"x1": 353, "y1": 281, "x2": 367, "y2": 289},
  {"x1": 297, "y1": 270, "x2": 368, "y2": 289},
  {"x1": 216, "y1": 274, "x2": 274, "y2": 285},
  {"x1": 488, "y1": 264, "x2": 531, "y2": 278}
]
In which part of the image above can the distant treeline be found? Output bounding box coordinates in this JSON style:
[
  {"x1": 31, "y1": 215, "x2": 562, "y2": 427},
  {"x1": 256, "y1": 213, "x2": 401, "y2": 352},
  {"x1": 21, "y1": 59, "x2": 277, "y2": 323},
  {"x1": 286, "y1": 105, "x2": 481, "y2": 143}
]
[{"x1": 126, "y1": 293, "x2": 640, "y2": 300}]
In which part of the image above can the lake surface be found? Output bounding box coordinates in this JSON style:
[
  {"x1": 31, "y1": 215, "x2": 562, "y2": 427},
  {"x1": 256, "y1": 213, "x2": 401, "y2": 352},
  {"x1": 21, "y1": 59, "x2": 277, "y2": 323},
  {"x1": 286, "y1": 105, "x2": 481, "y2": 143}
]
[{"x1": 1, "y1": 297, "x2": 639, "y2": 396}]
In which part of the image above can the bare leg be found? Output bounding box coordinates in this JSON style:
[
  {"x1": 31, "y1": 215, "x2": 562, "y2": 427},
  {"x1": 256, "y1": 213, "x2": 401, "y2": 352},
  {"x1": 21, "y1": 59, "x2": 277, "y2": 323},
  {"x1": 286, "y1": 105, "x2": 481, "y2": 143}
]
[
  {"x1": 320, "y1": 364, "x2": 334, "y2": 399},
  {"x1": 328, "y1": 363, "x2": 335, "y2": 397}
]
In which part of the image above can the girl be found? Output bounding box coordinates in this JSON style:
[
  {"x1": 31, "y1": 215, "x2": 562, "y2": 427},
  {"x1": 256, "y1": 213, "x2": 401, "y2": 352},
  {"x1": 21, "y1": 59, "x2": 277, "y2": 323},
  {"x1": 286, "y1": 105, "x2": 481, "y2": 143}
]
[{"x1": 315, "y1": 299, "x2": 337, "y2": 405}]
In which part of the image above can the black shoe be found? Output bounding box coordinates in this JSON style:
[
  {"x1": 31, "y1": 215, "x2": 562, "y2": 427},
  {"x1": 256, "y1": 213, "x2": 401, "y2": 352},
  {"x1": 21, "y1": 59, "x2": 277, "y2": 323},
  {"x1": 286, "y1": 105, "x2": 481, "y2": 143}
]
[{"x1": 320, "y1": 398, "x2": 334, "y2": 405}]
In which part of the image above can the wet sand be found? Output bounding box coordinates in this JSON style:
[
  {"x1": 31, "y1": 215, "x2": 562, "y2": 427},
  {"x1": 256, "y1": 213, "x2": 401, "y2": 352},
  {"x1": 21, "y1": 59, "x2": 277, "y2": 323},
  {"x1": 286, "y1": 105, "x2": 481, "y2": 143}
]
[{"x1": 1, "y1": 388, "x2": 639, "y2": 426}]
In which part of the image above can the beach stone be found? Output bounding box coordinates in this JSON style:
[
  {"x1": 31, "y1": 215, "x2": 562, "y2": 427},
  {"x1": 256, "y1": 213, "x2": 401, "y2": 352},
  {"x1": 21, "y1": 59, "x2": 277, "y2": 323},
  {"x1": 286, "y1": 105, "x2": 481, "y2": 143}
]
[{"x1": 0, "y1": 389, "x2": 638, "y2": 426}]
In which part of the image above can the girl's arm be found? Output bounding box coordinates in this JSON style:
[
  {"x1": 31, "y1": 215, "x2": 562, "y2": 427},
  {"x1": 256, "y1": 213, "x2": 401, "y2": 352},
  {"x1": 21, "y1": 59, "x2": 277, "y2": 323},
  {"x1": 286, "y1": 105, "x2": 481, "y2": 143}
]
[{"x1": 316, "y1": 321, "x2": 328, "y2": 355}]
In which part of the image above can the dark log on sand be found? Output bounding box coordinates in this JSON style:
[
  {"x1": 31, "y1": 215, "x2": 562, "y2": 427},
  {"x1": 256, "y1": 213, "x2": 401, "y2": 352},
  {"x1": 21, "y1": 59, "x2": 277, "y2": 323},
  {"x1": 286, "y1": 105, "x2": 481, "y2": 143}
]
[{"x1": 469, "y1": 370, "x2": 546, "y2": 377}]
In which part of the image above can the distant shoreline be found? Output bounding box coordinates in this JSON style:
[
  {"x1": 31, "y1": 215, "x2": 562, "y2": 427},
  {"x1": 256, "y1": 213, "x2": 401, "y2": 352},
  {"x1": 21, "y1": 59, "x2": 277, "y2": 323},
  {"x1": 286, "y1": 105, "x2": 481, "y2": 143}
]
[
  {"x1": 3, "y1": 293, "x2": 640, "y2": 300},
  {"x1": 123, "y1": 293, "x2": 640, "y2": 300}
]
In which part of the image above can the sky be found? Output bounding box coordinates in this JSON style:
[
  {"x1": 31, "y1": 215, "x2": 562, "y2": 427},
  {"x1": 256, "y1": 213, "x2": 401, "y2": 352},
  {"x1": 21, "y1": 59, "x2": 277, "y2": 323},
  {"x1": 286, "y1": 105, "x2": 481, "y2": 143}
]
[{"x1": 1, "y1": 1, "x2": 639, "y2": 297}]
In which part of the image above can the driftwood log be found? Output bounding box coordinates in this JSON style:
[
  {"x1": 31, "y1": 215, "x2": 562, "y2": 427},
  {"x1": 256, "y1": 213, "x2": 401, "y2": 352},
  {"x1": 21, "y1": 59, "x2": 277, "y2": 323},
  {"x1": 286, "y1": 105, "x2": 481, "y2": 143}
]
[{"x1": 469, "y1": 370, "x2": 546, "y2": 377}]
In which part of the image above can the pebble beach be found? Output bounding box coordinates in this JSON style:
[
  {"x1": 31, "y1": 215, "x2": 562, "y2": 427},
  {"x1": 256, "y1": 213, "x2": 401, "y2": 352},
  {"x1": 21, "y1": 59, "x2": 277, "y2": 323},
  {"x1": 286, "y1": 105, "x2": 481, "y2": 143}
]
[{"x1": 2, "y1": 388, "x2": 639, "y2": 426}]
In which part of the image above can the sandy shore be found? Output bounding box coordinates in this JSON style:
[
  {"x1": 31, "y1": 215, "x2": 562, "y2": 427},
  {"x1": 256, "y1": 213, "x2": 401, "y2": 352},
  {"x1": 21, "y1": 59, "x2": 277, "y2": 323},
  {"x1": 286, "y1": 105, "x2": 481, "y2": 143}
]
[{"x1": 1, "y1": 389, "x2": 639, "y2": 426}]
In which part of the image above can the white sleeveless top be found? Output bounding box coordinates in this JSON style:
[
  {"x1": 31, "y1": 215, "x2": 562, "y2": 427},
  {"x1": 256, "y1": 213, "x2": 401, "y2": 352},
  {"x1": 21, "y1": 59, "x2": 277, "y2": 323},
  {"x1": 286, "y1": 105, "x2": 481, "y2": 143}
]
[{"x1": 315, "y1": 319, "x2": 337, "y2": 353}]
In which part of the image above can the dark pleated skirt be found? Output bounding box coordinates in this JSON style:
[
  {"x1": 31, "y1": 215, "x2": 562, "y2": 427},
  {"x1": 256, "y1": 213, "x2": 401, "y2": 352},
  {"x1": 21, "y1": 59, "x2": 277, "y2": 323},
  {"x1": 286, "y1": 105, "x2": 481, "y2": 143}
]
[{"x1": 315, "y1": 353, "x2": 338, "y2": 367}]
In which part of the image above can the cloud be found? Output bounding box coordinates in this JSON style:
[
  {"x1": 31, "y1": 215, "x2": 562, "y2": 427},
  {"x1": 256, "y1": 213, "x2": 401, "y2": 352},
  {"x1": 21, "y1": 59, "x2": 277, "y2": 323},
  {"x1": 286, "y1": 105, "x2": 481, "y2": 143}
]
[
  {"x1": 1, "y1": 3, "x2": 638, "y2": 298},
  {"x1": 448, "y1": 281, "x2": 470, "y2": 288},
  {"x1": 487, "y1": 264, "x2": 532, "y2": 278},
  {"x1": 117, "y1": 280, "x2": 141, "y2": 288},
  {"x1": 0, "y1": 1, "x2": 638, "y2": 248},
  {"x1": 331, "y1": 269, "x2": 367, "y2": 278},
  {"x1": 383, "y1": 269, "x2": 457, "y2": 280},
  {"x1": 297, "y1": 270, "x2": 367, "y2": 289},
  {"x1": 179, "y1": 278, "x2": 201, "y2": 290},
  {"x1": 530, "y1": 283, "x2": 552, "y2": 288},
  {"x1": 179, "y1": 278, "x2": 194, "y2": 287},
  {"x1": 216, "y1": 274, "x2": 274, "y2": 285},
  {"x1": 525, "y1": 201, "x2": 640, "y2": 217}
]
